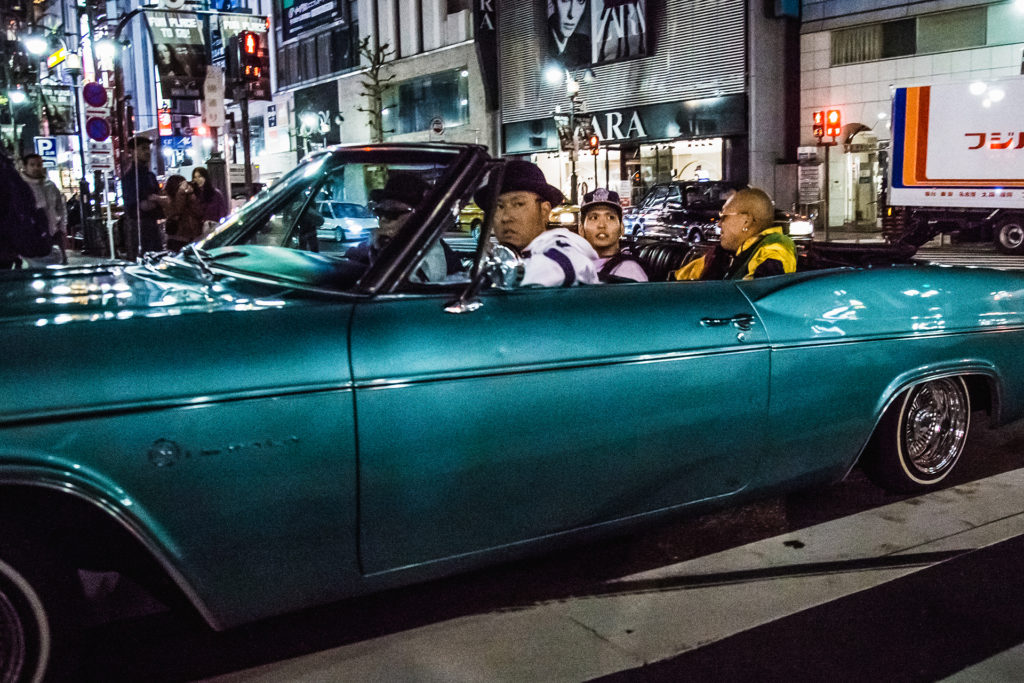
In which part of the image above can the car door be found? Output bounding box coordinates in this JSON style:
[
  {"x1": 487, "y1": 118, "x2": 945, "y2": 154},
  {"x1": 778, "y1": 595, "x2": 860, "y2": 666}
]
[{"x1": 350, "y1": 279, "x2": 770, "y2": 575}]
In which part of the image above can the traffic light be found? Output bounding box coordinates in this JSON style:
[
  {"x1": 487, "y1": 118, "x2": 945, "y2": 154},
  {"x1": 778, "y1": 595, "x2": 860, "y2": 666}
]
[
  {"x1": 825, "y1": 109, "x2": 841, "y2": 137},
  {"x1": 240, "y1": 31, "x2": 261, "y2": 82},
  {"x1": 812, "y1": 110, "x2": 825, "y2": 139},
  {"x1": 226, "y1": 31, "x2": 264, "y2": 84},
  {"x1": 588, "y1": 134, "x2": 600, "y2": 156}
]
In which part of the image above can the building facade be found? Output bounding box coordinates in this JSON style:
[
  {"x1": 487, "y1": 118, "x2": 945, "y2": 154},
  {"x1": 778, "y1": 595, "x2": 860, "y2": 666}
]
[
  {"x1": 268, "y1": 0, "x2": 498, "y2": 182},
  {"x1": 498, "y1": 0, "x2": 801, "y2": 207},
  {"x1": 800, "y1": 0, "x2": 1024, "y2": 229}
]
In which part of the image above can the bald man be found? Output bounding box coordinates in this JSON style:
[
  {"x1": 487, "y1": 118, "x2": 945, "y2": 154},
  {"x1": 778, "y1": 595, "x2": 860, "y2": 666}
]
[{"x1": 673, "y1": 187, "x2": 797, "y2": 281}]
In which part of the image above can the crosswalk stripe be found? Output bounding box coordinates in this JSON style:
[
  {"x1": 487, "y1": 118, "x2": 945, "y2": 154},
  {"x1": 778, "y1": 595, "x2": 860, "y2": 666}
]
[{"x1": 916, "y1": 255, "x2": 1024, "y2": 270}]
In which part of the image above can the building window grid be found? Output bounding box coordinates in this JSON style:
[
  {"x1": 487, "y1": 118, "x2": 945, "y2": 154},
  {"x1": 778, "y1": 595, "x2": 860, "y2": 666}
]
[{"x1": 830, "y1": 7, "x2": 988, "y2": 66}]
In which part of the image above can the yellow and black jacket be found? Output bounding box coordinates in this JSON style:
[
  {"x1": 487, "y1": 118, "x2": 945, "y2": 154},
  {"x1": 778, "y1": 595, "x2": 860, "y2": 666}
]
[{"x1": 673, "y1": 227, "x2": 797, "y2": 281}]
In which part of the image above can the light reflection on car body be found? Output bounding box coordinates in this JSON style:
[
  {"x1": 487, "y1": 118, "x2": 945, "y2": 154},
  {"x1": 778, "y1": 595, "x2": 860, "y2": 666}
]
[{"x1": 1, "y1": 143, "x2": 1023, "y2": 681}]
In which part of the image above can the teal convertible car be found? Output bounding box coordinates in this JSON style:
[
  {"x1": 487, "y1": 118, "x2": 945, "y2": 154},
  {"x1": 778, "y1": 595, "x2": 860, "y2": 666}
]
[{"x1": 3, "y1": 144, "x2": 1024, "y2": 679}]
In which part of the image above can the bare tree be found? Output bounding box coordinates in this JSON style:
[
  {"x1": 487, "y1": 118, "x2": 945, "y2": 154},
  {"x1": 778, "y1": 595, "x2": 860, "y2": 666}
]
[{"x1": 356, "y1": 37, "x2": 396, "y2": 143}]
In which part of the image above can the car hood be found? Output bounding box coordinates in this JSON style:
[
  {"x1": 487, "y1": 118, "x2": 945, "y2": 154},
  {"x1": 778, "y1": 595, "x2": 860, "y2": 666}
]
[{"x1": 0, "y1": 260, "x2": 289, "y2": 327}]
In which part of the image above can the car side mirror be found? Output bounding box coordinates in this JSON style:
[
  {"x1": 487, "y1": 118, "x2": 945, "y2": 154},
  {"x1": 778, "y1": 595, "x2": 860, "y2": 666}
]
[
  {"x1": 445, "y1": 243, "x2": 524, "y2": 314},
  {"x1": 485, "y1": 244, "x2": 524, "y2": 290}
]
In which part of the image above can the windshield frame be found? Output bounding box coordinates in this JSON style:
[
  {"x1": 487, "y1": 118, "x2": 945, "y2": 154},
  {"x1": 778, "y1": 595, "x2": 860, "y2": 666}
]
[
  {"x1": 197, "y1": 150, "x2": 334, "y2": 251},
  {"x1": 192, "y1": 144, "x2": 492, "y2": 297}
]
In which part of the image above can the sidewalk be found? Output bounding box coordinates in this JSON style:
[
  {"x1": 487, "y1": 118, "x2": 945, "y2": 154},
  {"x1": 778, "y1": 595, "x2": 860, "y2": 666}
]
[{"x1": 203, "y1": 466, "x2": 1024, "y2": 682}]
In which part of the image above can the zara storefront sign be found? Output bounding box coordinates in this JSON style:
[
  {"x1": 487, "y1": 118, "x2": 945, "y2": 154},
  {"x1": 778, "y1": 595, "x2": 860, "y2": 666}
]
[
  {"x1": 503, "y1": 94, "x2": 746, "y2": 154},
  {"x1": 590, "y1": 111, "x2": 647, "y2": 140}
]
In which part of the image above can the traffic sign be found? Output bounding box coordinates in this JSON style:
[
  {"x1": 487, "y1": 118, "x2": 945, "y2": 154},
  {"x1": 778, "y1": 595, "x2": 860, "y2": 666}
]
[
  {"x1": 430, "y1": 117, "x2": 444, "y2": 135},
  {"x1": 87, "y1": 140, "x2": 115, "y2": 172},
  {"x1": 202, "y1": 65, "x2": 225, "y2": 128},
  {"x1": 82, "y1": 81, "x2": 113, "y2": 143},
  {"x1": 82, "y1": 82, "x2": 108, "y2": 108},
  {"x1": 33, "y1": 137, "x2": 58, "y2": 167},
  {"x1": 85, "y1": 118, "x2": 111, "y2": 142}
]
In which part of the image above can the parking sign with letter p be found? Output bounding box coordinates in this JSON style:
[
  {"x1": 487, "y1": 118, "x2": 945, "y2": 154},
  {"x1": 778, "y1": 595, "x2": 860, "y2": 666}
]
[{"x1": 33, "y1": 137, "x2": 58, "y2": 168}]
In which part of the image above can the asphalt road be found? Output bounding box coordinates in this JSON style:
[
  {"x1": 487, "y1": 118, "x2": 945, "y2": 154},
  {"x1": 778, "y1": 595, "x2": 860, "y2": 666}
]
[{"x1": 74, "y1": 413, "x2": 1024, "y2": 681}]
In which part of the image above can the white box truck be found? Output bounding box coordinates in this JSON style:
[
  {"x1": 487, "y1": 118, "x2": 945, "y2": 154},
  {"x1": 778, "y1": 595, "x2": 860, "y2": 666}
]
[{"x1": 881, "y1": 76, "x2": 1024, "y2": 252}]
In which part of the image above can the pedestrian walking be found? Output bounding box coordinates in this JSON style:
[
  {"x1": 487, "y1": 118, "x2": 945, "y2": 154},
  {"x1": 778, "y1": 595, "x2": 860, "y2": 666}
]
[
  {"x1": 120, "y1": 136, "x2": 167, "y2": 260},
  {"x1": 191, "y1": 167, "x2": 228, "y2": 235},
  {"x1": 20, "y1": 153, "x2": 68, "y2": 265},
  {"x1": 0, "y1": 151, "x2": 53, "y2": 269}
]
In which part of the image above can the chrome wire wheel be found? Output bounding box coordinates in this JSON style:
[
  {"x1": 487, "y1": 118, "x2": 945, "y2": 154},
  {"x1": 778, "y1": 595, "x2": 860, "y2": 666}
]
[
  {"x1": 0, "y1": 589, "x2": 27, "y2": 683},
  {"x1": 900, "y1": 378, "x2": 970, "y2": 479},
  {"x1": 0, "y1": 556, "x2": 50, "y2": 683},
  {"x1": 863, "y1": 376, "x2": 971, "y2": 492}
]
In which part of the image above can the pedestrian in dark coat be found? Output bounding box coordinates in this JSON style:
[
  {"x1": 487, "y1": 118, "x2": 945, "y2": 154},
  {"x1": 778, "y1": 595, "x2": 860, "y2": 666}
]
[
  {"x1": 191, "y1": 166, "x2": 228, "y2": 234},
  {"x1": 0, "y1": 152, "x2": 53, "y2": 269},
  {"x1": 120, "y1": 136, "x2": 167, "y2": 259}
]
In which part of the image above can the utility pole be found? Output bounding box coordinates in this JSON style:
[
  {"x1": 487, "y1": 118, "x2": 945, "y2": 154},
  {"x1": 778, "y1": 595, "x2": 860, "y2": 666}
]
[
  {"x1": 237, "y1": 84, "x2": 251, "y2": 196},
  {"x1": 569, "y1": 90, "x2": 578, "y2": 205}
]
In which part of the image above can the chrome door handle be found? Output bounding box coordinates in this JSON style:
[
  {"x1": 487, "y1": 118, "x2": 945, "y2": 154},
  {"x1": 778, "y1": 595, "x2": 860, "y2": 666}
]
[{"x1": 700, "y1": 313, "x2": 756, "y2": 331}]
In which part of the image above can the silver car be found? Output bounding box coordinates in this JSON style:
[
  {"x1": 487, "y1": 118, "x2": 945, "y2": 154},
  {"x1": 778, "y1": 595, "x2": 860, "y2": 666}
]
[{"x1": 316, "y1": 201, "x2": 378, "y2": 243}]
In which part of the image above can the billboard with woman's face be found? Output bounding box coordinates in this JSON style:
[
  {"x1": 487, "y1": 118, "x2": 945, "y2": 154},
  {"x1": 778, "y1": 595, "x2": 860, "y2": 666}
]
[
  {"x1": 147, "y1": 13, "x2": 208, "y2": 99},
  {"x1": 545, "y1": 0, "x2": 646, "y2": 67}
]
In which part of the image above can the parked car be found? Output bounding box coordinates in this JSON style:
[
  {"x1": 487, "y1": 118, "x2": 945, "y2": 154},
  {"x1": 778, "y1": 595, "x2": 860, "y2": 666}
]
[
  {"x1": 315, "y1": 200, "x2": 378, "y2": 243},
  {"x1": 3, "y1": 143, "x2": 1023, "y2": 680},
  {"x1": 627, "y1": 181, "x2": 813, "y2": 243},
  {"x1": 456, "y1": 202, "x2": 485, "y2": 237}
]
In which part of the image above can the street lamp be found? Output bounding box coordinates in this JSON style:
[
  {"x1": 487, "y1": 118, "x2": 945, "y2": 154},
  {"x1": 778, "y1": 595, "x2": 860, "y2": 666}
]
[
  {"x1": 94, "y1": 38, "x2": 118, "y2": 63},
  {"x1": 550, "y1": 68, "x2": 583, "y2": 204},
  {"x1": 23, "y1": 35, "x2": 48, "y2": 57}
]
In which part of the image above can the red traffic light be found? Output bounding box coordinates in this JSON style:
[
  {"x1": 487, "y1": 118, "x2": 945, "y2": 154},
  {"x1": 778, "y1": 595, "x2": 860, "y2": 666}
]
[
  {"x1": 812, "y1": 110, "x2": 825, "y2": 138},
  {"x1": 588, "y1": 134, "x2": 600, "y2": 155},
  {"x1": 236, "y1": 31, "x2": 263, "y2": 82},
  {"x1": 242, "y1": 31, "x2": 258, "y2": 55},
  {"x1": 825, "y1": 109, "x2": 841, "y2": 137}
]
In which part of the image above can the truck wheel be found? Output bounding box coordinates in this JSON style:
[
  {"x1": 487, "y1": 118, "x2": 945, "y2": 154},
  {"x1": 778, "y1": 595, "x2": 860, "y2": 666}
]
[{"x1": 995, "y1": 216, "x2": 1024, "y2": 254}]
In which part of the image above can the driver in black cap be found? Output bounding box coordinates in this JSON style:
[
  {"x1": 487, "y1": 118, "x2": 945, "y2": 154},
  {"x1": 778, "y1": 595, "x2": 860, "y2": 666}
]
[
  {"x1": 346, "y1": 171, "x2": 459, "y2": 281},
  {"x1": 479, "y1": 159, "x2": 598, "y2": 287}
]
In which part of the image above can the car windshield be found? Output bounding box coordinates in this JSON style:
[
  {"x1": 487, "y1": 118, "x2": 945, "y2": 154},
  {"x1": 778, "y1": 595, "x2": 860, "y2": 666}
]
[{"x1": 190, "y1": 146, "x2": 477, "y2": 294}]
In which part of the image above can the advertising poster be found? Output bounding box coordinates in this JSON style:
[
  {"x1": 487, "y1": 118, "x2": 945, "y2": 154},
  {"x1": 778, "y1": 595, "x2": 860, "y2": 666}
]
[
  {"x1": 281, "y1": 0, "x2": 343, "y2": 41},
  {"x1": 294, "y1": 82, "x2": 341, "y2": 157},
  {"x1": 38, "y1": 85, "x2": 76, "y2": 135},
  {"x1": 147, "y1": 12, "x2": 208, "y2": 100},
  {"x1": 545, "y1": 0, "x2": 646, "y2": 67},
  {"x1": 546, "y1": 0, "x2": 591, "y2": 67},
  {"x1": 591, "y1": 0, "x2": 646, "y2": 64}
]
